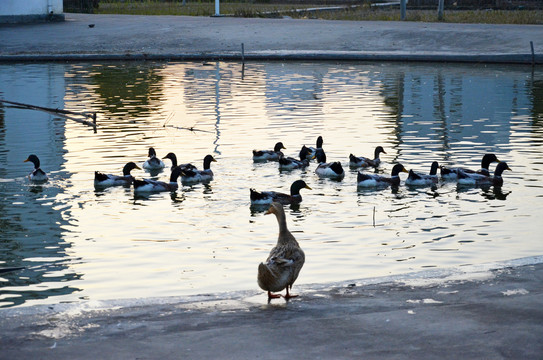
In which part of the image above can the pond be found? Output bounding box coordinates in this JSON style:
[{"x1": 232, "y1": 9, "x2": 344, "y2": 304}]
[{"x1": 0, "y1": 61, "x2": 542, "y2": 308}]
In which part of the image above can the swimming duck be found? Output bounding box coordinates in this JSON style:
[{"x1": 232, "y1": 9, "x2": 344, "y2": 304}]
[
  {"x1": 252, "y1": 142, "x2": 286, "y2": 162},
  {"x1": 24, "y1": 154, "x2": 48, "y2": 182},
  {"x1": 142, "y1": 147, "x2": 165, "y2": 171},
  {"x1": 440, "y1": 153, "x2": 500, "y2": 180},
  {"x1": 457, "y1": 162, "x2": 511, "y2": 187},
  {"x1": 94, "y1": 162, "x2": 141, "y2": 187},
  {"x1": 349, "y1": 146, "x2": 386, "y2": 168},
  {"x1": 162, "y1": 152, "x2": 197, "y2": 172},
  {"x1": 257, "y1": 202, "x2": 305, "y2": 299},
  {"x1": 357, "y1": 163, "x2": 408, "y2": 188},
  {"x1": 278, "y1": 147, "x2": 312, "y2": 170},
  {"x1": 180, "y1": 155, "x2": 217, "y2": 184},
  {"x1": 133, "y1": 166, "x2": 182, "y2": 193},
  {"x1": 315, "y1": 148, "x2": 344, "y2": 179},
  {"x1": 300, "y1": 136, "x2": 323, "y2": 160},
  {"x1": 250, "y1": 180, "x2": 311, "y2": 205},
  {"x1": 405, "y1": 161, "x2": 439, "y2": 186}
]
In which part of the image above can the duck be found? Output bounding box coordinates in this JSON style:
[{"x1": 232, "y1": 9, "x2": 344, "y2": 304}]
[
  {"x1": 314, "y1": 148, "x2": 344, "y2": 179},
  {"x1": 300, "y1": 136, "x2": 324, "y2": 160},
  {"x1": 405, "y1": 161, "x2": 439, "y2": 186},
  {"x1": 94, "y1": 162, "x2": 141, "y2": 187},
  {"x1": 440, "y1": 153, "x2": 500, "y2": 180},
  {"x1": 162, "y1": 152, "x2": 197, "y2": 172},
  {"x1": 257, "y1": 202, "x2": 305, "y2": 299},
  {"x1": 24, "y1": 154, "x2": 48, "y2": 182},
  {"x1": 278, "y1": 146, "x2": 312, "y2": 170},
  {"x1": 252, "y1": 142, "x2": 286, "y2": 162},
  {"x1": 142, "y1": 147, "x2": 165, "y2": 171},
  {"x1": 250, "y1": 180, "x2": 311, "y2": 206},
  {"x1": 457, "y1": 162, "x2": 511, "y2": 187},
  {"x1": 349, "y1": 146, "x2": 386, "y2": 168},
  {"x1": 133, "y1": 166, "x2": 182, "y2": 193},
  {"x1": 357, "y1": 163, "x2": 408, "y2": 188},
  {"x1": 180, "y1": 155, "x2": 217, "y2": 184}
]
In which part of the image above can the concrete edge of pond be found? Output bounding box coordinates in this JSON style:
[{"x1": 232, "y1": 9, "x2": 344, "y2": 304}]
[
  {"x1": 1, "y1": 13, "x2": 543, "y2": 65},
  {"x1": 1, "y1": 255, "x2": 542, "y2": 359},
  {"x1": 0, "y1": 52, "x2": 541, "y2": 64}
]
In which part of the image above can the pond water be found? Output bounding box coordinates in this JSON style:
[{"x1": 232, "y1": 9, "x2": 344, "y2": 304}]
[{"x1": 0, "y1": 61, "x2": 542, "y2": 308}]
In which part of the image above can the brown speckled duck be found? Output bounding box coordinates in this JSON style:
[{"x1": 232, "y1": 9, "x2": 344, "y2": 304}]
[{"x1": 257, "y1": 202, "x2": 305, "y2": 299}]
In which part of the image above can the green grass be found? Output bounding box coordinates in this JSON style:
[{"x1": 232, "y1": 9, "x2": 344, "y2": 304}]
[{"x1": 95, "y1": 1, "x2": 543, "y2": 24}]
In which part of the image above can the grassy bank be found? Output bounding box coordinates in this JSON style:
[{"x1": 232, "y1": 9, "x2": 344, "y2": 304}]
[{"x1": 95, "y1": 1, "x2": 543, "y2": 24}]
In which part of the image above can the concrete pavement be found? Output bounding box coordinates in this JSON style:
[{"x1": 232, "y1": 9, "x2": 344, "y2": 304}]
[
  {"x1": 0, "y1": 13, "x2": 542, "y2": 63},
  {"x1": 1, "y1": 257, "x2": 542, "y2": 359}
]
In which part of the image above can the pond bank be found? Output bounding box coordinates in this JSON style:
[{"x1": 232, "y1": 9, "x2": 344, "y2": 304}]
[
  {"x1": 0, "y1": 13, "x2": 542, "y2": 64},
  {"x1": 2, "y1": 257, "x2": 542, "y2": 359}
]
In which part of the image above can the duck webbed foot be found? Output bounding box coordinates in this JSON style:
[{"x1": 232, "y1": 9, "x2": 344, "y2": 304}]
[{"x1": 268, "y1": 291, "x2": 282, "y2": 299}]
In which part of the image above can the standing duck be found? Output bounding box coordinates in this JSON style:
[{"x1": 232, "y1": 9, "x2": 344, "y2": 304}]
[
  {"x1": 162, "y1": 152, "x2": 196, "y2": 172},
  {"x1": 315, "y1": 148, "x2": 344, "y2": 180},
  {"x1": 252, "y1": 142, "x2": 286, "y2": 162},
  {"x1": 357, "y1": 163, "x2": 408, "y2": 188},
  {"x1": 278, "y1": 146, "x2": 313, "y2": 170},
  {"x1": 250, "y1": 180, "x2": 312, "y2": 205},
  {"x1": 133, "y1": 166, "x2": 182, "y2": 193},
  {"x1": 94, "y1": 162, "x2": 141, "y2": 187},
  {"x1": 457, "y1": 162, "x2": 511, "y2": 187},
  {"x1": 440, "y1": 153, "x2": 500, "y2": 180},
  {"x1": 142, "y1": 147, "x2": 165, "y2": 171},
  {"x1": 405, "y1": 161, "x2": 439, "y2": 186},
  {"x1": 24, "y1": 154, "x2": 48, "y2": 182},
  {"x1": 180, "y1": 155, "x2": 217, "y2": 184},
  {"x1": 349, "y1": 146, "x2": 386, "y2": 168},
  {"x1": 257, "y1": 202, "x2": 305, "y2": 299}
]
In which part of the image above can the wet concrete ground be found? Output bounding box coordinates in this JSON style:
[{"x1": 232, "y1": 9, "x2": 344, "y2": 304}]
[{"x1": 1, "y1": 259, "x2": 542, "y2": 359}]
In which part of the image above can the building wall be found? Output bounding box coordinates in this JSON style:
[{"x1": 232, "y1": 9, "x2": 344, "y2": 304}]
[{"x1": 0, "y1": 0, "x2": 63, "y2": 23}]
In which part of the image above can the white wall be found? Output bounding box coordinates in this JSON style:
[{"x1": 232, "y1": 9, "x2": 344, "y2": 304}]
[{"x1": 0, "y1": 0, "x2": 63, "y2": 16}]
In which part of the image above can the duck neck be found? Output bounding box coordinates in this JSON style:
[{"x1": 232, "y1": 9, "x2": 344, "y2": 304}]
[{"x1": 276, "y1": 213, "x2": 292, "y2": 244}]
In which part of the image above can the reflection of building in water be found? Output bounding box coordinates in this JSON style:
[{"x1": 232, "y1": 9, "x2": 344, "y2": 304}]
[
  {"x1": 378, "y1": 66, "x2": 535, "y2": 161},
  {"x1": 0, "y1": 63, "x2": 79, "y2": 307}
]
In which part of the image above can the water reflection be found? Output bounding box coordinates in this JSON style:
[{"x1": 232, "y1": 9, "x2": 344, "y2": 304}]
[{"x1": 0, "y1": 61, "x2": 541, "y2": 308}]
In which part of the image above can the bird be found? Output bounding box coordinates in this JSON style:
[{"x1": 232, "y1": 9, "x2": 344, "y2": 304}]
[
  {"x1": 314, "y1": 148, "x2": 344, "y2": 179},
  {"x1": 357, "y1": 163, "x2": 408, "y2": 188},
  {"x1": 142, "y1": 147, "x2": 165, "y2": 171},
  {"x1": 278, "y1": 147, "x2": 312, "y2": 170},
  {"x1": 457, "y1": 162, "x2": 511, "y2": 187},
  {"x1": 257, "y1": 202, "x2": 305, "y2": 299},
  {"x1": 24, "y1": 154, "x2": 48, "y2": 182},
  {"x1": 440, "y1": 153, "x2": 500, "y2": 180},
  {"x1": 133, "y1": 166, "x2": 183, "y2": 193},
  {"x1": 250, "y1": 180, "x2": 312, "y2": 205},
  {"x1": 162, "y1": 152, "x2": 196, "y2": 172},
  {"x1": 349, "y1": 146, "x2": 386, "y2": 168},
  {"x1": 252, "y1": 142, "x2": 286, "y2": 162},
  {"x1": 94, "y1": 162, "x2": 141, "y2": 187},
  {"x1": 180, "y1": 155, "x2": 217, "y2": 184},
  {"x1": 300, "y1": 136, "x2": 323, "y2": 160},
  {"x1": 405, "y1": 161, "x2": 439, "y2": 186}
]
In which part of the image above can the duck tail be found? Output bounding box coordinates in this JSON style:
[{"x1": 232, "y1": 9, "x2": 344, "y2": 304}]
[{"x1": 94, "y1": 171, "x2": 108, "y2": 182}]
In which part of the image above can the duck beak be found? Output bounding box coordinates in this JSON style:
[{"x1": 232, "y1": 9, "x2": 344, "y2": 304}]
[
  {"x1": 212, "y1": 158, "x2": 217, "y2": 162},
  {"x1": 506, "y1": 166, "x2": 512, "y2": 171},
  {"x1": 135, "y1": 165, "x2": 142, "y2": 170},
  {"x1": 402, "y1": 167, "x2": 409, "y2": 173},
  {"x1": 23, "y1": 158, "x2": 30, "y2": 163},
  {"x1": 305, "y1": 185, "x2": 312, "y2": 190},
  {"x1": 265, "y1": 208, "x2": 272, "y2": 215}
]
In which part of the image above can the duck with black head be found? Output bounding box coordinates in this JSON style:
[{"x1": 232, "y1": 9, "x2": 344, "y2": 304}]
[{"x1": 24, "y1": 154, "x2": 48, "y2": 183}]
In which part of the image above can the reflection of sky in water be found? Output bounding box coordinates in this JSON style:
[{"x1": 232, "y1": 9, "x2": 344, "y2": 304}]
[{"x1": 0, "y1": 61, "x2": 542, "y2": 308}]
